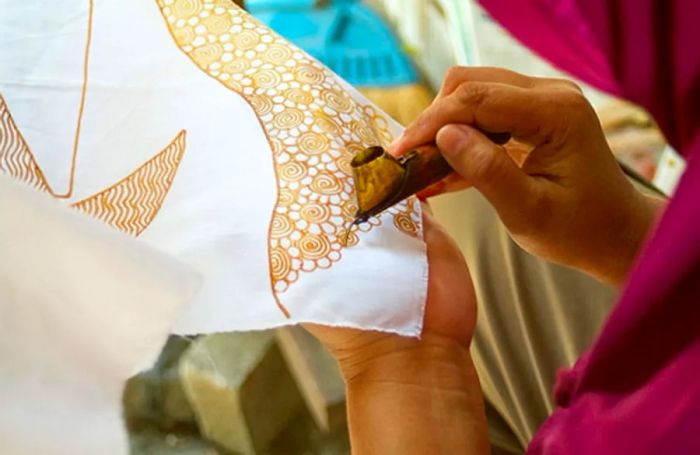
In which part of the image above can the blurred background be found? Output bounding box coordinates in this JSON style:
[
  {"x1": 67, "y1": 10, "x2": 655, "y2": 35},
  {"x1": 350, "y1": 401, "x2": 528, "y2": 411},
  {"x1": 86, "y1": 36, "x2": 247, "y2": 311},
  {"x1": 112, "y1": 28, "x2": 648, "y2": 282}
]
[{"x1": 124, "y1": 1, "x2": 684, "y2": 454}]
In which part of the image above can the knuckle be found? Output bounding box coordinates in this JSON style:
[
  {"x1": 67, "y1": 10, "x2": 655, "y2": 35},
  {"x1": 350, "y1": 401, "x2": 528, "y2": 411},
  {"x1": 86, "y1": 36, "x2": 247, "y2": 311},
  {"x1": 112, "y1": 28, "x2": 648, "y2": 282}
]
[
  {"x1": 445, "y1": 66, "x2": 464, "y2": 82},
  {"x1": 455, "y1": 81, "x2": 488, "y2": 106},
  {"x1": 561, "y1": 91, "x2": 597, "y2": 127},
  {"x1": 441, "y1": 66, "x2": 468, "y2": 93},
  {"x1": 544, "y1": 89, "x2": 595, "y2": 135},
  {"x1": 511, "y1": 70, "x2": 538, "y2": 88},
  {"x1": 551, "y1": 77, "x2": 584, "y2": 93},
  {"x1": 562, "y1": 89, "x2": 592, "y2": 111}
]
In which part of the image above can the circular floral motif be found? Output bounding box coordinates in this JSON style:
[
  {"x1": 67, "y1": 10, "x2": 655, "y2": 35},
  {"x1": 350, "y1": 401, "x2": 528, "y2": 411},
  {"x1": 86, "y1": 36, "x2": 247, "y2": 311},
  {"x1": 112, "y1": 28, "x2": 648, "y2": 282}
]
[
  {"x1": 272, "y1": 108, "x2": 304, "y2": 129},
  {"x1": 202, "y1": 13, "x2": 232, "y2": 34},
  {"x1": 277, "y1": 188, "x2": 295, "y2": 206},
  {"x1": 313, "y1": 112, "x2": 342, "y2": 136},
  {"x1": 322, "y1": 91, "x2": 353, "y2": 113},
  {"x1": 342, "y1": 201, "x2": 359, "y2": 219},
  {"x1": 350, "y1": 120, "x2": 377, "y2": 144},
  {"x1": 252, "y1": 69, "x2": 281, "y2": 88},
  {"x1": 336, "y1": 155, "x2": 353, "y2": 176},
  {"x1": 280, "y1": 161, "x2": 307, "y2": 181},
  {"x1": 393, "y1": 212, "x2": 418, "y2": 236},
  {"x1": 298, "y1": 131, "x2": 329, "y2": 154},
  {"x1": 271, "y1": 214, "x2": 294, "y2": 237},
  {"x1": 310, "y1": 172, "x2": 342, "y2": 195},
  {"x1": 192, "y1": 43, "x2": 223, "y2": 66},
  {"x1": 340, "y1": 228, "x2": 359, "y2": 247},
  {"x1": 233, "y1": 29, "x2": 260, "y2": 50},
  {"x1": 172, "y1": 0, "x2": 203, "y2": 19},
  {"x1": 294, "y1": 64, "x2": 325, "y2": 85},
  {"x1": 284, "y1": 88, "x2": 313, "y2": 105},
  {"x1": 248, "y1": 94, "x2": 274, "y2": 115},
  {"x1": 173, "y1": 26, "x2": 196, "y2": 46},
  {"x1": 268, "y1": 137, "x2": 284, "y2": 155},
  {"x1": 270, "y1": 246, "x2": 291, "y2": 279},
  {"x1": 223, "y1": 58, "x2": 250, "y2": 74},
  {"x1": 298, "y1": 234, "x2": 332, "y2": 260},
  {"x1": 264, "y1": 44, "x2": 293, "y2": 65},
  {"x1": 160, "y1": 0, "x2": 421, "y2": 304},
  {"x1": 300, "y1": 203, "x2": 331, "y2": 223}
]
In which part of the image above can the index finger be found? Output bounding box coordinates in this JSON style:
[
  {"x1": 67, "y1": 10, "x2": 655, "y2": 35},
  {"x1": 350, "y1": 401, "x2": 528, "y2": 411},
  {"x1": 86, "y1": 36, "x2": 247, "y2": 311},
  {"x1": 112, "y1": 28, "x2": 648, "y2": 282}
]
[
  {"x1": 392, "y1": 81, "x2": 563, "y2": 155},
  {"x1": 436, "y1": 67, "x2": 536, "y2": 99},
  {"x1": 435, "y1": 67, "x2": 582, "y2": 101}
]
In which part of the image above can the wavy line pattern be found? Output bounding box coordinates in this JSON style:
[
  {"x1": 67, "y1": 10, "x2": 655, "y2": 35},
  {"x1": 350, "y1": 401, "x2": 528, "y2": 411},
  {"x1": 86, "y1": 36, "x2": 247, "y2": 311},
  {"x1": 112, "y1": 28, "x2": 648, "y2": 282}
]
[
  {"x1": 72, "y1": 130, "x2": 186, "y2": 236},
  {"x1": 0, "y1": 96, "x2": 50, "y2": 192},
  {"x1": 0, "y1": 92, "x2": 186, "y2": 237}
]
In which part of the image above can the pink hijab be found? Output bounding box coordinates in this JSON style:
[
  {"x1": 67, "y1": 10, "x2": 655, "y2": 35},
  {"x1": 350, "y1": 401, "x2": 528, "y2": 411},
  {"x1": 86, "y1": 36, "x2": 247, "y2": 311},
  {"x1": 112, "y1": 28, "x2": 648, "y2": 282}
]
[{"x1": 478, "y1": 0, "x2": 700, "y2": 453}]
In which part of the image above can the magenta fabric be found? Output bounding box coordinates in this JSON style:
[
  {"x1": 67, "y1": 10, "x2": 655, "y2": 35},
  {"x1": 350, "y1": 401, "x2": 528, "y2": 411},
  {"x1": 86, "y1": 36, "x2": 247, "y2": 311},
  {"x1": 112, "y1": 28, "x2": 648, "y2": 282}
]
[{"x1": 477, "y1": 0, "x2": 700, "y2": 453}]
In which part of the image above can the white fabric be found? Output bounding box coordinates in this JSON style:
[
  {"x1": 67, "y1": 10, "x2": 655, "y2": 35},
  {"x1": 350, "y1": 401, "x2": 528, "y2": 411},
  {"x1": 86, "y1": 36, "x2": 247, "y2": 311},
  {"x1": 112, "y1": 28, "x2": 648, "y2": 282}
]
[
  {"x1": 0, "y1": 175, "x2": 200, "y2": 455},
  {"x1": 0, "y1": 0, "x2": 428, "y2": 337},
  {"x1": 367, "y1": 0, "x2": 480, "y2": 89}
]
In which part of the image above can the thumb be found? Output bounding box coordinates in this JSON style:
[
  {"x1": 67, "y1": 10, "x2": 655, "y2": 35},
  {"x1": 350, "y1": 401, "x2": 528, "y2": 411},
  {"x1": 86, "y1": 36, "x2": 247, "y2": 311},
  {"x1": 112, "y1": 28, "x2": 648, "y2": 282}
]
[{"x1": 436, "y1": 124, "x2": 536, "y2": 230}]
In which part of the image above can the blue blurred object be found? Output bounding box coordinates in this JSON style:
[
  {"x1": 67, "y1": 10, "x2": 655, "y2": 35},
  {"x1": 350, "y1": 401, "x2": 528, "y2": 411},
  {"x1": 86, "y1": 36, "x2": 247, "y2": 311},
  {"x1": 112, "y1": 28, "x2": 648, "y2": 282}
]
[{"x1": 247, "y1": 0, "x2": 419, "y2": 87}]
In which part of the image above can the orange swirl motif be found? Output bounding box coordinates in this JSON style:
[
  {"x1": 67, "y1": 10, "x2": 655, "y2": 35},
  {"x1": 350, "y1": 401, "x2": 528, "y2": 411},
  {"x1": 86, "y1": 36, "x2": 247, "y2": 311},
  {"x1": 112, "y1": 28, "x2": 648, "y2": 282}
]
[
  {"x1": 156, "y1": 0, "x2": 420, "y2": 314},
  {"x1": 280, "y1": 161, "x2": 307, "y2": 181},
  {"x1": 270, "y1": 213, "x2": 294, "y2": 237},
  {"x1": 300, "y1": 203, "x2": 331, "y2": 224},
  {"x1": 298, "y1": 131, "x2": 329, "y2": 154},
  {"x1": 264, "y1": 44, "x2": 293, "y2": 65},
  {"x1": 393, "y1": 198, "x2": 421, "y2": 237},
  {"x1": 272, "y1": 108, "x2": 305, "y2": 129}
]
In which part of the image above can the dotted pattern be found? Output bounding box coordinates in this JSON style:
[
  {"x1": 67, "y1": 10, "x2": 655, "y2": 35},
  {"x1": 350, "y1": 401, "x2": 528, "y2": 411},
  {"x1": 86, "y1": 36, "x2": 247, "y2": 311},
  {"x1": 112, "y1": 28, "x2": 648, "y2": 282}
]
[{"x1": 158, "y1": 0, "x2": 421, "y2": 297}]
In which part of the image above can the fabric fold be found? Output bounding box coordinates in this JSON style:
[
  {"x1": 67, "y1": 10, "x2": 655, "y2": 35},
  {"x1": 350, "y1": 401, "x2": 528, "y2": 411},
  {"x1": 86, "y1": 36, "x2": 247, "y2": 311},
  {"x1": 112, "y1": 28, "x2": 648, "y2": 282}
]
[
  {"x1": 0, "y1": 175, "x2": 200, "y2": 455},
  {"x1": 0, "y1": 0, "x2": 428, "y2": 337}
]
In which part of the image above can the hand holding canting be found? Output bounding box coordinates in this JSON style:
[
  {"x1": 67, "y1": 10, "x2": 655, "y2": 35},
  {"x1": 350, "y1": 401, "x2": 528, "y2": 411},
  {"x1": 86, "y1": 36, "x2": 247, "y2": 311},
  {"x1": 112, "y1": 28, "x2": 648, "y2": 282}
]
[
  {"x1": 307, "y1": 206, "x2": 489, "y2": 454},
  {"x1": 392, "y1": 67, "x2": 664, "y2": 285}
]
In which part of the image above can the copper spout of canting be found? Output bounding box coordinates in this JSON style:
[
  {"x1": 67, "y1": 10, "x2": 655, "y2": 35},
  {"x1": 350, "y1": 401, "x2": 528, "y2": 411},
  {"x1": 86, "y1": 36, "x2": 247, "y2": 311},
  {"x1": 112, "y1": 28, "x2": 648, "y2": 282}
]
[
  {"x1": 349, "y1": 144, "x2": 453, "y2": 226},
  {"x1": 343, "y1": 132, "x2": 511, "y2": 244}
]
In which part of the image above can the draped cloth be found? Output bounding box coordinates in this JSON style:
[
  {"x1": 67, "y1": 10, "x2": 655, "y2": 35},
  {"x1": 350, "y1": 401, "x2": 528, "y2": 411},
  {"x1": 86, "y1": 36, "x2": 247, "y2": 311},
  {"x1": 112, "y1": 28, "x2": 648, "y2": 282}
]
[
  {"x1": 0, "y1": 2, "x2": 429, "y2": 451},
  {"x1": 477, "y1": 1, "x2": 700, "y2": 452},
  {"x1": 0, "y1": 175, "x2": 199, "y2": 454},
  {"x1": 0, "y1": 0, "x2": 427, "y2": 336}
]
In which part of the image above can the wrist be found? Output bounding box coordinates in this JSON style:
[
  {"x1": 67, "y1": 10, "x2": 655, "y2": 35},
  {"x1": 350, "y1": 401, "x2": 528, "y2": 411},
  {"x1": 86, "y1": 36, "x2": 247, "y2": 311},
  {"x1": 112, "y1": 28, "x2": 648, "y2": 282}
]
[
  {"x1": 342, "y1": 337, "x2": 490, "y2": 455},
  {"x1": 334, "y1": 333, "x2": 473, "y2": 387},
  {"x1": 593, "y1": 190, "x2": 666, "y2": 286}
]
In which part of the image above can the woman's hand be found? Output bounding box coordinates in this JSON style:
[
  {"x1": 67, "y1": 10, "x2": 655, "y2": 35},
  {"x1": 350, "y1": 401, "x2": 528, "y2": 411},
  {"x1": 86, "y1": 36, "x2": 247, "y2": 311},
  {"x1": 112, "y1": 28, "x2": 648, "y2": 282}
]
[
  {"x1": 391, "y1": 67, "x2": 664, "y2": 286},
  {"x1": 307, "y1": 206, "x2": 476, "y2": 379},
  {"x1": 306, "y1": 207, "x2": 489, "y2": 454}
]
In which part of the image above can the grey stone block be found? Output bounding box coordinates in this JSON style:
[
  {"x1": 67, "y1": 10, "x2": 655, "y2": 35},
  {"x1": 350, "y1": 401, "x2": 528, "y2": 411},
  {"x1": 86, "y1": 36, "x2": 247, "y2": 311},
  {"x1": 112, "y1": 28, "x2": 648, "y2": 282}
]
[
  {"x1": 275, "y1": 327, "x2": 346, "y2": 432},
  {"x1": 124, "y1": 336, "x2": 198, "y2": 432},
  {"x1": 179, "y1": 331, "x2": 304, "y2": 455}
]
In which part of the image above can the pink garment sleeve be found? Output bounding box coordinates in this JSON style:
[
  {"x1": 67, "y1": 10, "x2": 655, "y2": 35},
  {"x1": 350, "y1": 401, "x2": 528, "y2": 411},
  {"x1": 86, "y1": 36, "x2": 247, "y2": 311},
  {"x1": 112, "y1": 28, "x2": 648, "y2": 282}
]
[
  {"x1": 478, "y1": 0, "x2": 700, "y2": 154},
  {"x1": 476, "y1": 1, "x2": 700, "y2": 453}
]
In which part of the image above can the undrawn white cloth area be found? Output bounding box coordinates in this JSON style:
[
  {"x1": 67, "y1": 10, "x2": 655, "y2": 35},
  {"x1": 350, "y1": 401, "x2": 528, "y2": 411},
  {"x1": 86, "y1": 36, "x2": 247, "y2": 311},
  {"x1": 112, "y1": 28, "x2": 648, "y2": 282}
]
[
  {"x1": 0, "y1": 176, "x2": 200, "y2": 455},
  {"x1": 0, "y1": 0, "x2": 428, "y2": 336}
]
